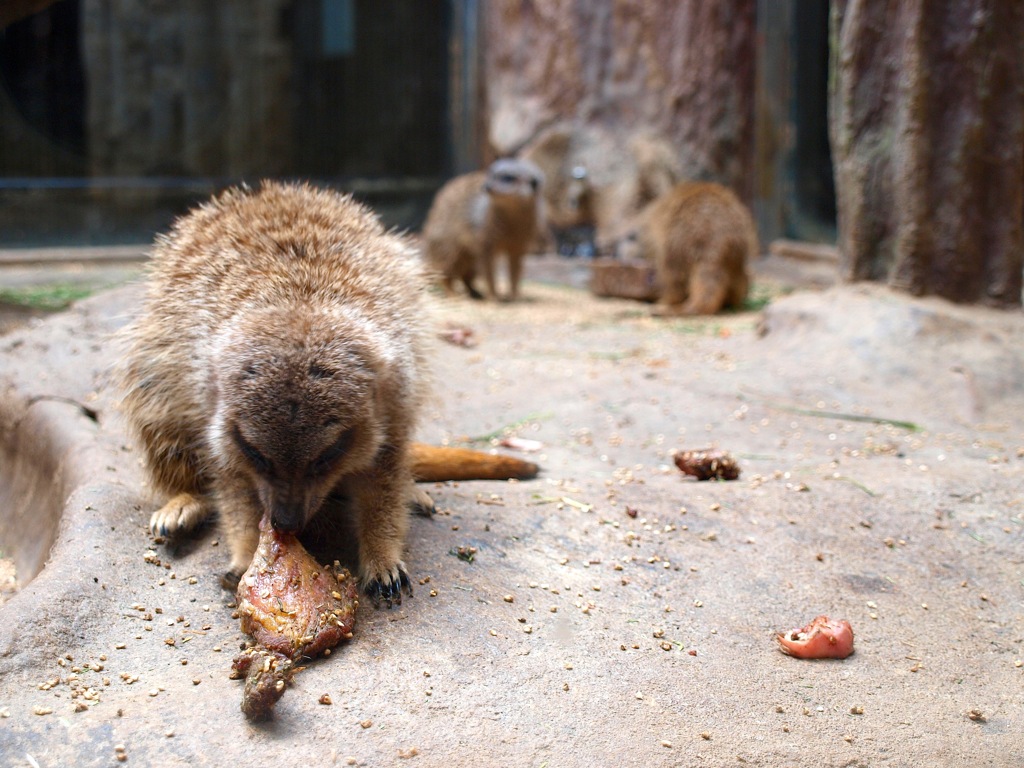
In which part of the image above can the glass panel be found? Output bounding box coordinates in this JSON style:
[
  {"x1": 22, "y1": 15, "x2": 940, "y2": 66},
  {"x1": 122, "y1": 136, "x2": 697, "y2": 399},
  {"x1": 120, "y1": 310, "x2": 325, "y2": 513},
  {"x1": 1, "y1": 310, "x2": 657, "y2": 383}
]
[{"x1": 0, "y1": 0, "x2": 450, "y2": 246}]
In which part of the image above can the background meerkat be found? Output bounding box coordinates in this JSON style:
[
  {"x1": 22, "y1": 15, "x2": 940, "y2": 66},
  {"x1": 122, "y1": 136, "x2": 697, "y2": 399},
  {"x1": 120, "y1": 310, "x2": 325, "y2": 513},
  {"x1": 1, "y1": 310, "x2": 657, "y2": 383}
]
[
  {"x1": 422, "y1": 157, "x2": 543, "y2": 301},
  {"x1": 617, "y1": 181, "x2": 757, "y2": 316},
  {"x1": 117, "y1": 181, "x2": 430, "y2": 606}
]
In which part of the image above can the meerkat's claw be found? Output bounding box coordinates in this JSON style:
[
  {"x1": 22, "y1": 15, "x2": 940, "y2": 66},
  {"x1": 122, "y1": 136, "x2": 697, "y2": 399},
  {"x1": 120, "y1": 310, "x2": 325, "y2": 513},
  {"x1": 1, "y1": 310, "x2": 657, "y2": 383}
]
[
  {"x1": 150, "y1": 492, "x2": 209, "y2": 537},
  {"x1": 409, "y1": 486, "x2": 436, "y2": 517},
  {"x1": 364, "y1": 568, "x2": 412, "y2": 609},
  {"x1": 221, "y1": 569, "x2": 242, "y2": 591}
]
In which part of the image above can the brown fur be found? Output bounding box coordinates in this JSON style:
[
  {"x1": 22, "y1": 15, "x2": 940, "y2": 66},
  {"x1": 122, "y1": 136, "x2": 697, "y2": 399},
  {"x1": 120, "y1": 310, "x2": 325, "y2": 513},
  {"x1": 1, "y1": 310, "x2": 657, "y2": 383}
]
[
  {"x1": 117, "y1": 181, "x2": 430, "y2": 604},
  {"x1": 422, "y1": 158, "x2": 542, "y2": 301},
  {"x1": 619, "y1": 182, "x2": 757, "y2": 316}
]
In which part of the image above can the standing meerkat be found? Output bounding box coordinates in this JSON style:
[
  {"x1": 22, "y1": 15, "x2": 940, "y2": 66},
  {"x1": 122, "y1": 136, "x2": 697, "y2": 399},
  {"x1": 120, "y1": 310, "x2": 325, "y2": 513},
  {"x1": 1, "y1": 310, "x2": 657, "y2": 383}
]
[
  {"x1": 617, "y1": 181, "x2": 756, "y2": 316},
  {"x1": 117, "y1": 181, "x2": 431, "y2": 606},
  {"x1": 422, "y1": 157, "x2": 543, "y2": 301}
]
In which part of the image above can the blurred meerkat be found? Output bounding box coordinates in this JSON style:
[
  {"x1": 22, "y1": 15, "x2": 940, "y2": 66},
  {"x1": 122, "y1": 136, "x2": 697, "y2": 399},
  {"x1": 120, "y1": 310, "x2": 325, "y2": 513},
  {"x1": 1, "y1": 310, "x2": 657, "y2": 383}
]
[
  {"x1": 617, "y1": 181, "x2": 756, "y2": 316},
  {"x1": 117, "y1": 181, "x2": 431, "y2": 606},
  {"x1": 422, "y1": 157, "x2": 543, "y2": 301}
]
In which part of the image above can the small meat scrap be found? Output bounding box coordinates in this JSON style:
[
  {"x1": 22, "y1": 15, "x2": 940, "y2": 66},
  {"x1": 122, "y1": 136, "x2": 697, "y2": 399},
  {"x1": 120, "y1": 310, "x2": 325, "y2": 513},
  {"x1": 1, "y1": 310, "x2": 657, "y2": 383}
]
[
  {"x1": 232, "y1": 514, "x2": 358, "y2": 720},
  {"x1": 438, "y1": 324, "x2": 477, "y2": 347},
  {"x1": 776, "y1": 615, "x2": 854, "y2": 660},
  {"x1": 673, "y1": 450, "x2": 741, "y2": 481},
  {"x1": 230, "y1": 647, "x2": 293, "y2": 721},
  {"x1": 497, "y1": 436, "x2": 544, "y2": 453}
]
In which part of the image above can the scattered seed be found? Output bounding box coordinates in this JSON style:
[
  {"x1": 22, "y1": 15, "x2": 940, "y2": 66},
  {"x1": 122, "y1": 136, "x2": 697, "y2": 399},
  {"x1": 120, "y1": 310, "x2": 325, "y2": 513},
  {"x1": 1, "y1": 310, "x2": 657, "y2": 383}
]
[
  {"x1": 700, "y1": 732, "x2": 711, "y2": 740},
  {"x1": 968, "y1": 709, "x2": 987, "y2": 723},
  {"x1": 319, "y1": 694, "x2": 333, "y2": 705},
  {"x1": 850, "y1": 705, "x2": 864, "y2": 715},
  {"x1": 660, "y1": 740, "x2": 672, "y2": 748},
  {"x1": 360, "y1": 720, "x2": 373, "y2": 729},
  {"x1": 33, "y1": 706, "x2": 53, "y2": 716}
]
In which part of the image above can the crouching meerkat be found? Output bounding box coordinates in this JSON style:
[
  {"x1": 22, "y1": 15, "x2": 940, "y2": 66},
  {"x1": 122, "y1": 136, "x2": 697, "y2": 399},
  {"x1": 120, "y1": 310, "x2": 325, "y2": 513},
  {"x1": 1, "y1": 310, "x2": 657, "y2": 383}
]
[
  {"x1": 617, "y1": 181, "x2": 756, "y2": 316},
  {"x1": 422, "y1": 157, "x2": 543, "y2": 301},
  {"x1": 117, "y1": 181, "x2": 430, "y2": 606}
]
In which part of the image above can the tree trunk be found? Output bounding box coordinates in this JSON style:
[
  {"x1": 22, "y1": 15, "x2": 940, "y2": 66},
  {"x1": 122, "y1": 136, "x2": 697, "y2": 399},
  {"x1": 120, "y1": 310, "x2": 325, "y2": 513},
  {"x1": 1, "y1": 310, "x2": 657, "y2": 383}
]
[
  {"x1": 483, "y1": 0, "x2": 756, "y2": 200},
  {"x1": 830, "y1": 0, "x2": 1024, "y2": 308}
]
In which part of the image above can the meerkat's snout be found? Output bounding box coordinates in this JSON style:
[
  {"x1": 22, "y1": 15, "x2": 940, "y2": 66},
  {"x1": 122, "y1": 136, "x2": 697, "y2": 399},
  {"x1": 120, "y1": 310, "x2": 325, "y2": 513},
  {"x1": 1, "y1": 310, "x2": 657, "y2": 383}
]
[{"x1": 266, "y1": 490, "x2": 313, "y2": 534}]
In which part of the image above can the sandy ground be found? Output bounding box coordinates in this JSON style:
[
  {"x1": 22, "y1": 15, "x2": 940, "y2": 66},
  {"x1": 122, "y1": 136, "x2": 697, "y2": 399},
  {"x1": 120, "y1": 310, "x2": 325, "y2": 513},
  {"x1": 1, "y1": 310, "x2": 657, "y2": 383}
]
[{"x1": 0, "y1": 256, "x2": 1022, "y2": 767}]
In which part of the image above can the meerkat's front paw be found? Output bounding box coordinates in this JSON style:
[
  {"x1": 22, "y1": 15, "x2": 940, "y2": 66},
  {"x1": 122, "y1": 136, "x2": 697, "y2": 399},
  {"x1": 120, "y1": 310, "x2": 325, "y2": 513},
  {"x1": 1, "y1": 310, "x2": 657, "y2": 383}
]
[
  {"x1": 408, "y1": 486, "x2": 435, "y2": 517},
  {"x1": 221, "y1": 569, "x2": 243, "y2": 591},
  {"x1": 150, "y1": 493, "x2": 210, "y2": 537},
  {"x1": 362, "y1": 565, "x2": 412, "y2": 609}
]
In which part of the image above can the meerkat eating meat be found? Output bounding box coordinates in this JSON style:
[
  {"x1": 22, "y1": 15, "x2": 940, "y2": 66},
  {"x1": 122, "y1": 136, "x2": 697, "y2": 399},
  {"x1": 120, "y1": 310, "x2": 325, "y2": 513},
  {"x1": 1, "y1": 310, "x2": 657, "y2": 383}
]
[{"x1": 117, "y1": 181, "x2": 430, "y2": 606}]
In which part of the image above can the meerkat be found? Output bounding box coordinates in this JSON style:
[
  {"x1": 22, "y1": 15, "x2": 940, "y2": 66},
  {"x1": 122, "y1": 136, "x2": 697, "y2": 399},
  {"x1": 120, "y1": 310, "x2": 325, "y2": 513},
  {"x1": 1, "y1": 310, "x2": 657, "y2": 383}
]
[
  {"x1": 616, "y1": 181, "x2": 756, "y2": 316},
  {"x1": 422, "y1": 157, "x2": 543, "y2": 302},
  {"x1": 117, "y1": 181, "x2": 431, "y2": 607}
]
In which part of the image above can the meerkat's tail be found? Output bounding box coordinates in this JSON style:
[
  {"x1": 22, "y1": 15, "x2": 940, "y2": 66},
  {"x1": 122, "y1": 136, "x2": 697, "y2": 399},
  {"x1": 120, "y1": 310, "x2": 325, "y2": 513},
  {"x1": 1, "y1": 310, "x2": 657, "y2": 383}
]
[{"x1": 409, "y1": 443, "x2": 539, "y2": 482}]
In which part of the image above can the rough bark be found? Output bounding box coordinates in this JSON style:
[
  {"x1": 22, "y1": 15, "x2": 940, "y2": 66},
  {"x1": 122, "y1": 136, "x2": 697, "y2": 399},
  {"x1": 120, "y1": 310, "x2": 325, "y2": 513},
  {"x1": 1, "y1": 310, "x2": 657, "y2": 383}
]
[
  {"x1": 830, "y1": 0, "x2": 1024, "y2": 307},
  {"x1": 483, "y1": 0, "x2": 756, "y2": 201}
]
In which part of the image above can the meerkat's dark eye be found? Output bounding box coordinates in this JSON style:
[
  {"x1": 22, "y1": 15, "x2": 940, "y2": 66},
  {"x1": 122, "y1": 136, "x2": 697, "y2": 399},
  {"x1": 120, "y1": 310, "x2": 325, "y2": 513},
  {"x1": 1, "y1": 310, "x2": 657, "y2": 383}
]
[
  {"x1": 307, "y1": 428, "x2": 355, "y2": 478},
  {"x1": 231, "y1": 425, "x2": 273, "y2": 475},
  {"x1": 496, "y1": 173, "x2": 517, "y2": 185}
]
